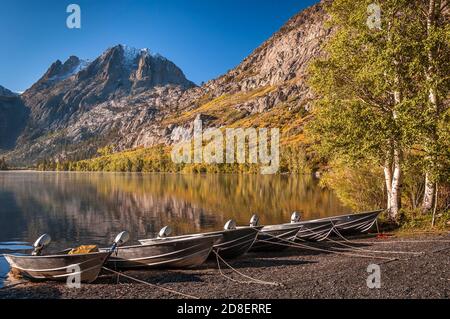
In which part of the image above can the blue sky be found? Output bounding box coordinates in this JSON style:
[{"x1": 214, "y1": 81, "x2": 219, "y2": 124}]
[{"x1": 1, "y1": 0, "x2": 318, "y2": 92}]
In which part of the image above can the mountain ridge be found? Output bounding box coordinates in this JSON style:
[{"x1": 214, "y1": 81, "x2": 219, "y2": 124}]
[{"x1": 1, "y1": 1, "x2": 328, "y2": 166}]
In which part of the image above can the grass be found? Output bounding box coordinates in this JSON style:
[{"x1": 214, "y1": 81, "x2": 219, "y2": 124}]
[{"x1": 377, "y1": 209, "x2": 450, "y2": 236}]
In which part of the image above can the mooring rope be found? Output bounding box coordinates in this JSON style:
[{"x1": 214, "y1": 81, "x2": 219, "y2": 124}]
[
  {"x1": 213, "y1": 250, "x2": 281, "y2": 286},
  {"x1": 0, "y1": 281, "x2": 27, "y2": 290},
  {"x1": 102, "y1": 267, "x2": 199, "y2": 299},
  {"x1": 343, "y1": 239, "x2": 450, "y2": 245},
  {"x1": 329, "y1": 228, "x2": 424, "y2": 255},
  {"x1": 432, "y1": 246, "x2": 450, "y2": 253},
  {"x1": 255, "y1": 230, "x2": 398, "y2": 261},
  {"x1": 257, "y1": 237, "x2": 397, "y2": 261}
]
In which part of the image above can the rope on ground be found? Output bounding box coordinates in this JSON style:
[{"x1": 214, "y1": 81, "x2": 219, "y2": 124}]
[
  {"x1": 255, "y1": 233, "x2": 397, "y2": 261},
  {"x1": 213, "y1": 250, "x2": 281, "y2": 287},
  {"x1": 431, "y1": 246, "x2": 450, "y2": 253},
  {"x1": 336, "y1": 239, "x2": 450, "y2": 245},
  {"x1": 102, "y1": 267, "x2": 199, "y2": 299},
  {"x1": 329, "y1": 228, "x2": 424, "y2": 255},
  {"x1": 0, "y1": 281, "x2": 27, "y2": 290}
]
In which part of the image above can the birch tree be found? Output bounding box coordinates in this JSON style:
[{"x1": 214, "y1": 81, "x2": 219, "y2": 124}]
[
  {"x1": 307, "y1": 0, "x2": 421, "y2": 219},
  {"x1": 419, "y1": 0, "x2": 450, "y2": 213}
]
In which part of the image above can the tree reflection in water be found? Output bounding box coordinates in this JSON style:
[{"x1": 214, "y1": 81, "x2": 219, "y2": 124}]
[{"x1": 0, "y1": 172, "x2": 350, "y2": 250}]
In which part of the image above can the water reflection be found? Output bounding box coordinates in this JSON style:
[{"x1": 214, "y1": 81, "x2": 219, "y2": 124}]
[
  {"x1": 0, "y1": 242, "x2": 32, "y2": 288},
  {"x1": 0, "y1": 172, "x2": 350, "y2": 248}
]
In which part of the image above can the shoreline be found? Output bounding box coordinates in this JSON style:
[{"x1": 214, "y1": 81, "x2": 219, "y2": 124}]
[{"x1": 1, "y1": 233, "x2": 449, "y2": 299}]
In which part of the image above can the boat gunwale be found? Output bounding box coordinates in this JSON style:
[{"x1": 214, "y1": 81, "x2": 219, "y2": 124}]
[
  {"x1": 138, "y1": 226, "x2": 262, "y2": 244},
  {"x1": 106, "y1": 241, "x2": 214, "y2": 261},
  {"x1": 292, "y1": 209, "x2": 383, "y2": 226},
  {"x1": 120, "y1": 234, "x2": 222, "y2": 250},
  {"x1": 3, "y1": 250, "x2": 111, "y2": 260},
  {"x1": 260, "y1": 223, "x2": 303, "y2": 232}
]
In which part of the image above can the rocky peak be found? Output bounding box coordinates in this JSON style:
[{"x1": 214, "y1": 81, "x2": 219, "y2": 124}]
[
  {"x1": 32, "y1": 55, "x2": 90, "y2": 90},
  {"x1": 0, "y1": 85, "x2": 18, "y2": 98},
  {"x1": 205, "y1": 2, "x2": 328, "y2": 95},
  {"x1": 68, "y1": 44, "x2": 195, "y2": 91}
]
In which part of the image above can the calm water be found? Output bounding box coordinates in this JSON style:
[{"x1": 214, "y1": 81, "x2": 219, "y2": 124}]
[{"x1": 0, "y1": 171, "x2": 350, "y2": 286}]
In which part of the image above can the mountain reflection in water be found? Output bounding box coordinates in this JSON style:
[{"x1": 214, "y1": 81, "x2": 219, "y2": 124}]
[{"x1": 0, "y1": 172, "x2": 350, "y2": 249}]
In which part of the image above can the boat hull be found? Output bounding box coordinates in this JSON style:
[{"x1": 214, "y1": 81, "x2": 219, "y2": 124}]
[
  {"x1": 330, "y1": 210, "x2": 383, "y2": 235},
  {"x1": 4, "y1": 251, "x2": 110, "y2": 283},
  {"x1": 295, "y1": 220, "x2": 334, "y2": 241},
  {"x1": 211, "y1": 227, "x2": 261, "y2": 259},
  {"x1": 250, "y1": 224, "x2": 301, "y2": 251},
  {"x1": 105, "y1": 235, "x2": 217, "y2": 269},
  {"x1": 139, "y1": 227, "x2": 261, "y2": 260}
]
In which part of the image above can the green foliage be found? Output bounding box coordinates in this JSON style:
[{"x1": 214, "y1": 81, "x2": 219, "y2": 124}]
[
  {"x1": 319, "y1": 159, "x2": 386, "y2": 210},
  {"x1": 305, "y1": 0, "x2": 449, "y2": 217},
  {"x1": 306, "y1": 0, "x2": 421, "y2": 165},
  {"x1": 398, "y1": 209, "x2": 450, "y2": 232},
  {"x1": 97, "y1": 145, "x2": 113, "y2": 157},
  {"x1": 36, "y1": 136, "x2": 312, "y2": 175}
]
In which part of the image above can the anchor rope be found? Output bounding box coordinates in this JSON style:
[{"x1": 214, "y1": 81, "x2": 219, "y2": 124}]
[
  {"x1": 336, "y1": 239, "x2": 450, "y2": 245},
  {"x1": 327, "y1": 228, "x2": 424, "y2": 255},
  {"x1": 431, "y1": 246, "x2": 450, "y2": 253},
  {"x1": 0, "y1": 281, "x2": 27, "y2": 290},
  {"x1": 213, "y1": 249, "x2": 281, "y2": 286},
  {"x1": 254, "y1": 226, "x2": 400, "y2": 260},
  {"x1": 102, "y1": 267, "x2": 199, "y2": 299},
  {"x1": 257, "y1": 237, "x2": 398, "y2": 260},
  {"x1": 252, "y1": 219, "x2": 440, "y2": 257}
]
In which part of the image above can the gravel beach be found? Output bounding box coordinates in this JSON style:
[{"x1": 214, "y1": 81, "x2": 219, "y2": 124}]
[{"x1": 1, "y1": 233, "x2": 449, "y2": 299}]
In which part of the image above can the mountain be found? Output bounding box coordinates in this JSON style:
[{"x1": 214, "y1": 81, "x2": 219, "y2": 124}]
[
  {"x1": 3, "y1": 1, "x2": 329, "y2": 165},
  {"x1": 6, "y1": 44, "x2": 197, "y2": 163},
  {"x1": 144, "y1": 2, "x2": 329, "y2": 147},
  {"x1": 0, "y1": 86, "x2": 29, "y2": 150},
  {"x1": 0, "y1": 85, "x2": 18, "y2": 97}
]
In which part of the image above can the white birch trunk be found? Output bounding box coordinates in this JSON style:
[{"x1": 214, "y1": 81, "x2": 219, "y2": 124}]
[
  {"x1": 389, "y1": 147, "x2": 402, "y2": 218},
  {"x1": 384, "y1": 162, "x2": 392, "y2": 212},
  {"x1": 422, "y1": 0, "x2": 441, "y2": 213},
  {"x1": 422, "y1": 172, "x2": 435, "y2": 213}
]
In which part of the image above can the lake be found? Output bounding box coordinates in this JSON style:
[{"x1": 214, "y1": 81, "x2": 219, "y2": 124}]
[{"x1": 0, "y1": 171, "x2": 350, "y2": 286}]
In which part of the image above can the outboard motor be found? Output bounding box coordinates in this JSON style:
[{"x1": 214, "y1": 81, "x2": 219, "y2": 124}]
[
  {"x1": 110, "y1": 231, "x2": 130, "y2": 252},
  {"x1": 158, "y1": 226, "x2": 172, "y2": 238},
  {"x1": 224, "y1": 219, "x2": 237, "y2": 230},
  {"x1": 249, "y1": 214, "x2": 259, "y2": 227},
  {"x1": 291, "y1": 211, "x2": 301, "y2": 223},
  {"x1": 32, "y1": 234, "x2": 51, "y2": 256}
]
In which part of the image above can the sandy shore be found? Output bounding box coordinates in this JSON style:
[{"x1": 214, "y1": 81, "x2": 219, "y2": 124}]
[{"x1": 1, "y1": 233, "x2": 449, "y2": 299}]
